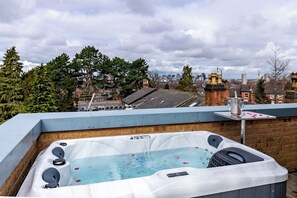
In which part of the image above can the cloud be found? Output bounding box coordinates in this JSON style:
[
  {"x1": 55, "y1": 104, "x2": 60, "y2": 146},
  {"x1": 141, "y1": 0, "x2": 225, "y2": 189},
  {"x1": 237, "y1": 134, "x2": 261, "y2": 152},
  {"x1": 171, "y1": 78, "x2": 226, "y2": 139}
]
[
  {"x1": 158, "y1": 32, "x2": 203, "y2": 51},
  {"x1": 22, "y1": 60, "x2": 39, "y2": 72},
  {"x1": 254, "y1": 42, "x2": 277, "y2": 59},
  {"x1": 0, "y1": 0, "x2": 297, "y2": 79},
  {"x1": 37, "y1": 0, "x2": 121, "y2": 15},
  {"x1": 122, "y1": 0, "x2": 155, "y2": 16},
  {"x1": 140, "y1": 19, "x2": 174, "y2": 34},
  {"x1": 0, "y1": 0, "x2": 36, "y2": 22}
]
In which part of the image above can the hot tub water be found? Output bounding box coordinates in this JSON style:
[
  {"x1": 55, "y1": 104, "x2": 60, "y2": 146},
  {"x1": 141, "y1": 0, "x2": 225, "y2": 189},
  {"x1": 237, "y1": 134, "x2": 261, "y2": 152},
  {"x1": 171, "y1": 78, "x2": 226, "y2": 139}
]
[{"x1": 69, "y1": 147, "x2": 212, "y2": 186}]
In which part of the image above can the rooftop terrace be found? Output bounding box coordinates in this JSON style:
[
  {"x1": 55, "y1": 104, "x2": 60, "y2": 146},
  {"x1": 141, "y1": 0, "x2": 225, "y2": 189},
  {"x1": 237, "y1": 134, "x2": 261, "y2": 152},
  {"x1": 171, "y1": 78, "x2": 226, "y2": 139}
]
[{"x1": 0, "y1": 104, "x2": 296, "y2": 197}]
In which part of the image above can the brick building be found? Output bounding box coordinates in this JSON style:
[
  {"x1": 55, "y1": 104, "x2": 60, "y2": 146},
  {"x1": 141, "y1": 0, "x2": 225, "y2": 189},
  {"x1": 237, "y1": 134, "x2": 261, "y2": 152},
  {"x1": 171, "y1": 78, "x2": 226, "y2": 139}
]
[
  {"x1": 265, "y1": 83, "x2": 286, "y2": 104},
  {"x1": 285, "y1": 73, "x2": 297, "y2": 103},
  {"x1": 205, "y1": 73, "x2": 229, "y2": 106},
  {"x1": 241, "y1": 83, "x2": 255, "y2": 103}
]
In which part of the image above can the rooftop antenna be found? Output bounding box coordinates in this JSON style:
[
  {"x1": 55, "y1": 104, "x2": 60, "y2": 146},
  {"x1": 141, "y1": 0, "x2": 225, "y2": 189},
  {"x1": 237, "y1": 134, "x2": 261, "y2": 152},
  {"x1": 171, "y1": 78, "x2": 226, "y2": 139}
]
[
  {"x1": 87, "y1": 93, "x2": 96, "y2": 111},
  {"x1": 258, "y1": 70, "x2": 261, "y2": 79},
  {"x1": 217, "y1": 67, "x2": 224, "y2": 76}
]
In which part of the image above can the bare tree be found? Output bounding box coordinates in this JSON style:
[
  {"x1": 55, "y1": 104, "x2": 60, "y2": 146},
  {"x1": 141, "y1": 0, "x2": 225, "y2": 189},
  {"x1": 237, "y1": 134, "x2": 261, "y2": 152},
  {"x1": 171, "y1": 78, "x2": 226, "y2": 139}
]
[{"x1": 267, "y1": 47, "x2": 289, "y2": 103}]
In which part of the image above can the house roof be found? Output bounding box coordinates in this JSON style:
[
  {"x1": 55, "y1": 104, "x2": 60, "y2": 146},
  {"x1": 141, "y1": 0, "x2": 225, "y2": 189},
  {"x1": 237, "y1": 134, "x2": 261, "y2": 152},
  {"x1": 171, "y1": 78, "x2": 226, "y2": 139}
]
[
  {"x1": 132, "y1": 89, "x2": 196, "y2": 109},
  {"x1": 241, "y1": 84, "x2": 251, "y2": 92},
  {"x1": 230, "y1": 85, "x2": 241, "y2": 97},
  {"x1": 264, "y1": 83, "x2": 286, "y2": 94},
  {"x1": 122, "y1": 88, "x2": 156, "y2": 104}
]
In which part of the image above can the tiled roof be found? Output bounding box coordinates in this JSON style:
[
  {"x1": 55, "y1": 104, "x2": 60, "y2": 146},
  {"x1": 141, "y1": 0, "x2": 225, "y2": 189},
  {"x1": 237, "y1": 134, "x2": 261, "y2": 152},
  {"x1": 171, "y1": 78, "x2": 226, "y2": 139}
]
[
  {"x1": 241, "y1": 84, "x2": 251, "y2": 92},
  {"x1": 122, "y1": 88, "x2": 156, "y2": 104},
  {"x1": 132, "y1": 89, "x2": 196, "y2": 109},
  {"x1": 230, "y1": 86, "x2": 241, "y2": 97}
]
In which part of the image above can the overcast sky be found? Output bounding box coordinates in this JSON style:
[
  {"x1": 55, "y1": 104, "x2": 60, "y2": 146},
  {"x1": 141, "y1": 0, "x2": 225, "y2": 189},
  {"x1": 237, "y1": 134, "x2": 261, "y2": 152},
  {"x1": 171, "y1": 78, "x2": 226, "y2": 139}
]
[{"x1": 1, "y1": 0, "x2": 297, "y2": 79}]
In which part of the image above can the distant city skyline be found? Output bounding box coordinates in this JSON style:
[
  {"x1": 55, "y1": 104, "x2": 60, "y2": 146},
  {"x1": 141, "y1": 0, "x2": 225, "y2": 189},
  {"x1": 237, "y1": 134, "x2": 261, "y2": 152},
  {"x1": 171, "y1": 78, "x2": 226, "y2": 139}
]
[
  {"x1": 150, "y1": 70, "x2": 267, "y2": 80},
  {"x1": 0, "y1": 0, "x2": 297, "y2": 77}
]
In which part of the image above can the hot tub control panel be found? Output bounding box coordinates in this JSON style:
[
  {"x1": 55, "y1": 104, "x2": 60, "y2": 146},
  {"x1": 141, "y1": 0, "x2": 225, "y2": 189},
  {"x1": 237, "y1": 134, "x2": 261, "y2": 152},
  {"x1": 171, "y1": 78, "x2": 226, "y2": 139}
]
[{"x1": 167, "y1": 171, "x2": 189, "y2": 178}]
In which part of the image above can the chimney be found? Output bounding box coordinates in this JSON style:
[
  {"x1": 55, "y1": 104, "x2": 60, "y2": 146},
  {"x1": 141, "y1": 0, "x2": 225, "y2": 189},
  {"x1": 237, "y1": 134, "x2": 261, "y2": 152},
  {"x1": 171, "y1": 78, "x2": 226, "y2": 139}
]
[
  {"x1": 249, "y1": 82, "x2": 253, "y2": 90},
  {"x1": 217, "y1": 74, "x2": 222, "y2": 84},
  {"x1": 208, "y1": 73, "x2": 218, "y2": 85},
  {"x1": 291, "y1": 73, "x2": 297, "y2": 90},
  {"x1": 242, "y1": 74, "x2": 247, "y2": 85},
  {"x1": 143, "y1": 79, "x2": 149, "y2": 88}
]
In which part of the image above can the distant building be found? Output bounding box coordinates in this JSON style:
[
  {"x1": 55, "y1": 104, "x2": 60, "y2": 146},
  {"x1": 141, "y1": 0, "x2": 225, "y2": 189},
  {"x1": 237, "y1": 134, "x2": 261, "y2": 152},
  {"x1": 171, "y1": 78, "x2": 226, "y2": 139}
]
[
  {"x1": 238, "y1": 74, "x2": 255, "y2": 103},
  {"x1": 229, "y1": 84, "x2": 241, "y2": 98},
  {"x1": 204, "y1": 73, "x2": 229, "y2": 106},
  {"x1": 202, "y1": 73, "x2": 206, "y2": 81},
  {"x1": 77, "y1": 100, "x2": 124, "y2": 111},
  {"x1": 143, "y1": 79, "x2": 149, "y2": 88},
  {"x1": 123, "y1": 88, "x2": 204, "y2": 109},
  {"x1": 292, "y1": 73, "x2": 297, "y2": 89},
  {"x1": 123, "y1": 88, "x2": 156, "y2": 105},
  {"x1": 264, "y1": 73, "x2": 270, "y2": 83},
  {"x1": 242, "y1": 74, "x2": 247, "y2": 85},
  {"x1": 241, "y1": 82, "x2": 255, "y2": 103},
  {"x1": 285, "y1": 73, "x2": 297, "y2": 103},
  {"x1": 265, "y1": 83, "x2": 286, "y2": 104}
]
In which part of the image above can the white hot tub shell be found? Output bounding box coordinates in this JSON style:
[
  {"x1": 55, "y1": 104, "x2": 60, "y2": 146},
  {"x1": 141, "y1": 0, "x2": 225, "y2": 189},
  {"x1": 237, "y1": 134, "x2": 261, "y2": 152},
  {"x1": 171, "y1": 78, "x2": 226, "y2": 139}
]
[{"x1": 17, "y1": 131, "x2": 288, "y2": 198}]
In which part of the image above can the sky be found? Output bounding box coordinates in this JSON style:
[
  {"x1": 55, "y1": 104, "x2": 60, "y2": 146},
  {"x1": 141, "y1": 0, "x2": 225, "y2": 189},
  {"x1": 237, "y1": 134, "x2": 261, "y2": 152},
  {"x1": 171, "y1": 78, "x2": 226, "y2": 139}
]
[{"x1": 1, "y1": 0, "x2": 297, "y2": 79}]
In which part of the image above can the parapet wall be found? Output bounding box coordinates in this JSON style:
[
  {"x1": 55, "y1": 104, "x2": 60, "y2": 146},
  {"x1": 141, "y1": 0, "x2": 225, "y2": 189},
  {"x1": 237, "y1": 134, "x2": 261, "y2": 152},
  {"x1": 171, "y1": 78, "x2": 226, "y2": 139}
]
[{"x1": 0, "y1": 143, "x2": 39, "y2": 196}]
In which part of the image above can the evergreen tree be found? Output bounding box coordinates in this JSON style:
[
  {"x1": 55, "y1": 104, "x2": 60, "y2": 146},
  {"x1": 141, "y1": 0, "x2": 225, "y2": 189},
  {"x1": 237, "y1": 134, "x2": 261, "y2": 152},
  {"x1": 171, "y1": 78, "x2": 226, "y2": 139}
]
[
  {"x1": 47, "y1": 53, "x2": 77, "y2": 111},
  {"x1": 130, "y1": 58, "x2": 149, "y2": 90},
  {"x1": 96, "y1": 54, "x2": 111, "y2": 90},
  {"x1": 21, "y1": 68, "x2": 35, "y2": 106},
  {"x1": 27, "y1": 64, "x2": 57, "y2": 113},
  {"x1": 176, "y1": 65, "x2": 195, "y2": 92},
  {"x1": 254, "y1": 77, "x2": 270, "y2": 104},
  {"x1": 71, "y1": 46, "x2": 149, "y2": 98},
  {"x1": 0, "y1": 46, "x2": 23, "y2": 123},
  {"x1": 121, "y1": 58, "x2": 149, "y2": 97},
  {"x1": 110, "y1": 57, "x2": 130, "y2": 98},
  {"x1": 119, "y1": 61, "x2": 135, "y2": 97},
  {"x1": 72, "y1": 46, "x2": 105, "y2": 95}
]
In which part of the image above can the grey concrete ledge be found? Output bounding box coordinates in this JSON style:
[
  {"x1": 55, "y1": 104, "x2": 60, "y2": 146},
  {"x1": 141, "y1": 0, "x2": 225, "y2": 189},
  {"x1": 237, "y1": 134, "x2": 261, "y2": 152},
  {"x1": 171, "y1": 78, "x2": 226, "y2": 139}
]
[{"x1": 0, "y1": 103, "x2": 297, "y2": 187}]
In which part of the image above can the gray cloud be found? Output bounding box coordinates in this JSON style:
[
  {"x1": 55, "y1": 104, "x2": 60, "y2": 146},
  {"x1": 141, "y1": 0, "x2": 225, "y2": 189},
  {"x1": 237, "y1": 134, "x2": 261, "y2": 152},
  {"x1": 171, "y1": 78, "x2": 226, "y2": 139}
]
[
  {"x1": 140, "y1": 19, "x2": 174, "y2": 34},
  {"x1": 0, "y1": 0, "x2": 36, "y2": 22},
  {"x1": 156, "y1": 0, "x2": 197, "y2": 8},
  {"x1": 122, "y1": 0, "x2": 155, "y2": 16},
  {"x1": 37, "y1": 0, "x2": 121, "y2": 15},
  {"x1": 158, "y1": 32, "x2": 203, "y2": 51}
]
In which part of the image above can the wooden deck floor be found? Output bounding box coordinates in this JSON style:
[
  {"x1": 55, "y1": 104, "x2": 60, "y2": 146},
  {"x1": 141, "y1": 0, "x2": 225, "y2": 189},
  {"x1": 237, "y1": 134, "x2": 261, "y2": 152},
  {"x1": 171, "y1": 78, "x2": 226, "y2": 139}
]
[{"x1": 287, "y1": 172, "x2": 297, "y2": 198}]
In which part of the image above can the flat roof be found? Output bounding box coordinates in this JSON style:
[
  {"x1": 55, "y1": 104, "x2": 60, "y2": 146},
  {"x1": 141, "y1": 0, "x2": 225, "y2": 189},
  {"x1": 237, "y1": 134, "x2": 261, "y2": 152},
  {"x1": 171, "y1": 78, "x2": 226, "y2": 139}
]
[{"x1": 1, "y1": 103, "x2": 297, "y2": 187}]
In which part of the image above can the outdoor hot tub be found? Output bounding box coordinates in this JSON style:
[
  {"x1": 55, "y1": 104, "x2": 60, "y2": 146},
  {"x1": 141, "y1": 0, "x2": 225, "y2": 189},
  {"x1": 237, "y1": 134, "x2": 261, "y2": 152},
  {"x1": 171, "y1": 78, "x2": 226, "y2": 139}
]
[{"x1": 17, "y1": 131, "x2": 288, "y2": 197}]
